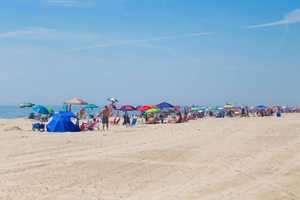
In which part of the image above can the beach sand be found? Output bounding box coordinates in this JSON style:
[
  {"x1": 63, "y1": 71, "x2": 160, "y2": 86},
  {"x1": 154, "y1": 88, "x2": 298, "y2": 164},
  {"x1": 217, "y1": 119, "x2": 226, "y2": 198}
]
[{"x1": 1, "y1": 114, "x2": 300, "y2": 200}]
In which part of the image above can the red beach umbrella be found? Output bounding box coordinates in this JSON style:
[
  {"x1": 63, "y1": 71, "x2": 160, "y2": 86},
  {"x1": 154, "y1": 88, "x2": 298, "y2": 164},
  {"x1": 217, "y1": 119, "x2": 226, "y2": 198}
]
[{"x1": 137, "y1": 105, "x2": 156, "y2": 112}]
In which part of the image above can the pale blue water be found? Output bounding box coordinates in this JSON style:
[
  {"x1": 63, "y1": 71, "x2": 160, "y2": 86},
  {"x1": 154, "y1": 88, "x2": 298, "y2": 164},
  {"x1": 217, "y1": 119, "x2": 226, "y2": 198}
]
[
  {"x1": 0, "y1": 106, "x2": 32, "y2": 118},
  {"x1": 0, "y1": 105, "x2": 180, "y2": 119},
  {"x1": 0, "y1": 105, "x2": 100, "y2": 119}
]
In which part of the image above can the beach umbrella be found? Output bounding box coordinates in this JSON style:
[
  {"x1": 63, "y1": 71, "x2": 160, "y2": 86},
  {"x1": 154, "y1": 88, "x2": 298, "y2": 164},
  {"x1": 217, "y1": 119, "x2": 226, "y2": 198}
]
[
  {"x1": 191, "y1": 106, "x2": 201, "y2": 112},
  {"x1": 107, "y1": 97, "x2": 118, "y2": 103},
  {"x1": 19, "y1": 102, "x2": 35, "y2": 108},
  {"x1": 256, "y1": 105, "x2": 268, "y2": 110},
  {"x1": 61, "y1": 104, "x2": 68, "y2": 112},
  {"x1": 33, "y1": 105, "x2": 49, "y2": 115},
  {"x1": 64, "y1": 98, "x2": 88, "y2": 105},
  {"x1": 137, "y1": 105, "x2": 156, "y2": 112},
  {"x1": 145, "y1": 108, "x2": 161, "y2": 114},
  {"x1": 47, "y1": 106, "x2": 54, "y2": 114},
  {"x1": 224, "y1": 104, "x2": 234, "y2": 109},
  {"x1": 156, "y1": 102, "x2": 174, "y2": 110},
  {"x1": 84, "y1": 104, "x2": 98, "y2": 110},
  {"x1": 209, "y1": 106, "x2": 219, "y2": 111},
  {"x1": 120, "y1": 105, "x2": 136, "y2": 111},
  {"x1": 200, "y1": 106, "x2": 208, "y2": 111}
]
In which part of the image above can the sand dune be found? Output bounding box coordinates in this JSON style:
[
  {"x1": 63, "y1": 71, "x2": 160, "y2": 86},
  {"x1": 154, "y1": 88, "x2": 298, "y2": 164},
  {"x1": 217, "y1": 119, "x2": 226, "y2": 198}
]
[{"x1": 1, "y1": 114, "x2": 300, "y2": 200}]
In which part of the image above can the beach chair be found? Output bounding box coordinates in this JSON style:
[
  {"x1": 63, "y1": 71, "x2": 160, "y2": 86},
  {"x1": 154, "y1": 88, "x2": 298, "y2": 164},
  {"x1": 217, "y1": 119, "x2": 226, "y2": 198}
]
[
  {"x1": 113, "y1": 117, "x2": 121, "y2": 125},
  {"x1": 32, "y1": 123, "x2": 45, "y2": 132},
  {"x1": 81, "y1": 118, "x2": 101, "y2": 131},
  {"x1": 131, "y1": 118, "x2": 138, "y2": 126},
  {"x1": 90, "y1": 119, "x2": 101, "y2": 130}
]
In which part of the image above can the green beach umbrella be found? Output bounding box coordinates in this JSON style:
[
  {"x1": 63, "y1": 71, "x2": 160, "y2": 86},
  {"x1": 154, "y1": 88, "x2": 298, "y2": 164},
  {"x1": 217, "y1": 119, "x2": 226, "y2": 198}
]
[
  {"x1": 145, "y1": 108, "x2": 161, "y2": 114},
  {"x1": 47, "y1": 106, "x2": 54, "y2": 114}
]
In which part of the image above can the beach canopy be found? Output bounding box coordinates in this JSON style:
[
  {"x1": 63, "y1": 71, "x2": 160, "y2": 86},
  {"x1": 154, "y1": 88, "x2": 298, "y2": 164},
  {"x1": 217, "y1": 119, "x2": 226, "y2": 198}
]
[
  {"x1": 120, "y1": 105, "x2": 136, "y2": 111},
  {"x1": 137, "y1": 105, "x2": 156, "y2": 112},
  {"x1": 107, "y1": 97, "x2": 118, "y2": 103},
  {"x1": 145, "y1": 108, "x2": 161, "y2": 114},
  {"x1": 47, "y1": 112, "x2": 80, "y2": 133},
  {"x1": 33, "y1": 105, "x2": 49, "y2": 115},
  {"x1": 64, "y1": 98, "x2": 88, "y2": 105},
  {"x1": 156, "y1": 102, "x2": 174, "y2": 110},
  {"x1": 84, "y1": 104, "x2": 98, "y2": 110},
  {"x1": 19, "y1": 102, "x2": 35, "y2": 108}
]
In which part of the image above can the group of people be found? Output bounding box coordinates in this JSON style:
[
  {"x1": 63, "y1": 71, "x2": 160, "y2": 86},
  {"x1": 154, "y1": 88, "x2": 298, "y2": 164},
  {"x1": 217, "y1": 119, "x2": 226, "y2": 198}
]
[
  {"x1": 77, "y1": 104, "x2": 189, "y2": 132},
  {"x1": 31, "y1": 103, "x2": 287, "y2": 133},
  {"x1": 79, "y1": 104, "x2": 285, "y2": 132}
]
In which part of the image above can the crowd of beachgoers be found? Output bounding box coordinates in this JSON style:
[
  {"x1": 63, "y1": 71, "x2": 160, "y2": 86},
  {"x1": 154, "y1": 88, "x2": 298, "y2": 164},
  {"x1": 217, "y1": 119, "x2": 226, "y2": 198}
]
[{"x1": 21, "y1": 98, "x2": 299, "y2": 133}]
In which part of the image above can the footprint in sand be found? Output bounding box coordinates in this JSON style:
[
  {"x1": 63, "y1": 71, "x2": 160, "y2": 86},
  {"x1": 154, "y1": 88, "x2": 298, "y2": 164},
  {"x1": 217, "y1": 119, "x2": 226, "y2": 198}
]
[{"x1": 4, "y1": 126, "x2": 23, "y2": 132}]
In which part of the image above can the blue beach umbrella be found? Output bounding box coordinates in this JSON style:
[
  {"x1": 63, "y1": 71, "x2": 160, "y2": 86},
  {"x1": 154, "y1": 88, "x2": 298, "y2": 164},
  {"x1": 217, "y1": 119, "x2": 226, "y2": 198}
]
[
  {"x1": 84, "y1": 104, "x2": 98, "y2": 110},
  {"x1": 156, "y1": 102, "x2": 174, "y2": 110},
  {"x1": 256, "y1": 105, "x2": 268, "y2": 110},
  {"x1": 33, "y1": 105, "x2": 49, "y2": 115}
]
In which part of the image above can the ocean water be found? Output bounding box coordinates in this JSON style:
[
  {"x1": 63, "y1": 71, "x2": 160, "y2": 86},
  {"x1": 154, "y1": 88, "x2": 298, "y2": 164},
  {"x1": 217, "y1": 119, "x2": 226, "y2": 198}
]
[
  {"x1": 0, "y1": 106, "x2": 35, "y2": 119},
  {"x1": 0, "y1": 105, "x2": 154, "y2": 119},
  {"x1": 0, "y1": 105, "x2": 100, "y2": 119}
]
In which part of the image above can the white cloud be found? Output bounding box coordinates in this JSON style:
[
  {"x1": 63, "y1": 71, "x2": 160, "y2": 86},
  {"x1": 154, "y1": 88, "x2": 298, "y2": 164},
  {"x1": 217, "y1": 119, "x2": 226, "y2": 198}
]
[
  {"x1": 0, "y1": 27, "x2": 99, "y2": 41},
  {"x1": 247, "y1": 8, "x2": 300, "y2": 28},
  {"x1": 0, "y1": 27, "x2": 54, "y2": 38},
  {"x1": 46, "y1": 0, "x2": 93, "y2": 7},
  {"x1": 73, "y1": 32, "x2": 214, "y2": 51}
]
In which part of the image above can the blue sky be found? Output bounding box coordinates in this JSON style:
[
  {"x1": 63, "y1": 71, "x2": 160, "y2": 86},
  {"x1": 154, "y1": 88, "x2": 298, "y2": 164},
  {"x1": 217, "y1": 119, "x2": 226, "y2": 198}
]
[{"x1": 0, "y1": 0, "x2": 300, "y2": 106}]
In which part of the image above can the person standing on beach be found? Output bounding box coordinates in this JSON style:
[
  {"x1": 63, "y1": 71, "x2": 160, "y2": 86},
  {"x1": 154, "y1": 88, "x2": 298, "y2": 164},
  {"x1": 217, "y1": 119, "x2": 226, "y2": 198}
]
[{"x1": 100, "y1": 105, "x2": 111, "y2": 131}]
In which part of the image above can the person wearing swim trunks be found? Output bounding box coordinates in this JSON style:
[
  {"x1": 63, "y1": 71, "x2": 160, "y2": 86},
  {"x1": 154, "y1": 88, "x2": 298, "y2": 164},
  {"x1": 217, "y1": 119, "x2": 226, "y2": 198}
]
[{"x1": 101, "y1": 105, "x2": 111, "y2": 131}]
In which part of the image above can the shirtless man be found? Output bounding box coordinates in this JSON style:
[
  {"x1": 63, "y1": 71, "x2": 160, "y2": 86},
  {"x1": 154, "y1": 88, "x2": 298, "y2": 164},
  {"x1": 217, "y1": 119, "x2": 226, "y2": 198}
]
[{"x1": 100, "y1": 105, "x2": 111, "y2": 131}]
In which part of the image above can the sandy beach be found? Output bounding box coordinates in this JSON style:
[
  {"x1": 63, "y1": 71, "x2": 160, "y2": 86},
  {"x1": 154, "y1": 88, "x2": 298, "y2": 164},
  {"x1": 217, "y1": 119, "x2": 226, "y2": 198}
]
[{"x1": 1, "y1": 114, "x2": 300, "y2": 200}]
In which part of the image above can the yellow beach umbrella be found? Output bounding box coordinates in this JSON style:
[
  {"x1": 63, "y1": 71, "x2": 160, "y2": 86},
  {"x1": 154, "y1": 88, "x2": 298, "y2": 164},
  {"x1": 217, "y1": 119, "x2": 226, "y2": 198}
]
[
  {"x1": 224, "y1": 104, "x2": 234, "y2": 109},
  {"x1": 145, "y1": 108, "x2": 161, "y2": 114}
]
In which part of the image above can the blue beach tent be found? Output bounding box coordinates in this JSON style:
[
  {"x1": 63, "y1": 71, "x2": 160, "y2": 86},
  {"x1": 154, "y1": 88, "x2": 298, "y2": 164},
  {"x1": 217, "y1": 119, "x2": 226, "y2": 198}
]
[{"x1": 47, "y1": 112, "x2": 80, "y2": 133}]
